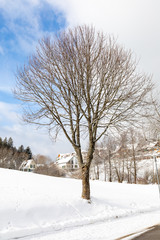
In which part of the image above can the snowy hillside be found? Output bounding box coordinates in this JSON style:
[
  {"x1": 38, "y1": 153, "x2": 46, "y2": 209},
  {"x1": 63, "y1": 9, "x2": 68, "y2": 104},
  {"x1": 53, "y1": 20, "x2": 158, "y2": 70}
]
[{"x1": 0, "y1": 168, "x2": 160, "y2": 240}]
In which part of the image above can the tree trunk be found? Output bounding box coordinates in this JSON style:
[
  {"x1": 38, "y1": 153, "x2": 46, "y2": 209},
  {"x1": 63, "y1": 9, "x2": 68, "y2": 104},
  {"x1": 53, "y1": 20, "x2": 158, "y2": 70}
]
[
  {"x1": 133, "y1": 152, "x2": 137, "y2": 184},
  {"x1": 96, "y1": 165, "x2": 99, "y2": 180},
  {"x1": 104, "y1": 159, "x2": 107, "y2": 182},
  {"x1": 81, "y1": 165, "x2": 90, "y2": 200},
  {"x1": 108, "y1": 151, "x2": 112, "y2": 182},
  {"x1": 134, "y1": 159, "x2": 137, "y2": 184}
]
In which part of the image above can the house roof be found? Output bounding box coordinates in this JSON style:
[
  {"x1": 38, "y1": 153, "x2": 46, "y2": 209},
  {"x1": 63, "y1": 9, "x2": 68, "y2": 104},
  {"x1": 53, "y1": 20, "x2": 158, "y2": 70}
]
[
  {"x1": 19, "y1": 159, "x2": 36, "y2": 169},
  {"x1": 57, "y1": 155, "x2": 73, "y2": 165}
]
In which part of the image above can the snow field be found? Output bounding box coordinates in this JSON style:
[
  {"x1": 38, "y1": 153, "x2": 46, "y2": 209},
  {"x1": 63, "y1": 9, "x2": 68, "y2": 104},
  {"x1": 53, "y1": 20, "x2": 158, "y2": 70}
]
[{"x1": 0, "y1": 168, "x2": 160, "y2": 240}]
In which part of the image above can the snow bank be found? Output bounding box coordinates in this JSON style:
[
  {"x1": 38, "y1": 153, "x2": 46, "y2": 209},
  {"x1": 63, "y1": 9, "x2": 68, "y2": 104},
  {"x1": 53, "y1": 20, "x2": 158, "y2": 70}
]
[{"x1": 0, "y1": 168, "x2": 160, "y2": 240}]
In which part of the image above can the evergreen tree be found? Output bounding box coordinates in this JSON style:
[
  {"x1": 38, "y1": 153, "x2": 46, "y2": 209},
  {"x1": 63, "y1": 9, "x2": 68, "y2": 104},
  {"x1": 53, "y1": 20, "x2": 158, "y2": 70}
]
[
  {"x1": 0, "y1": 137, "x2": 2, "y2": 147},
  {"x1": 18, "y1": 145, "x2": 24, "y2": 153},
  {"x1": 0, "y1": 136, "x2": 33, "y2": 170},
  {"x1": 25, "y1": 146, "x2": 32, "y2": 159},
  {"x1": 3, "y1": 137, "x2": 8, "y2": 147},
  {"x1": 8, "y1": 137, "x2": 13, "y2": 148}
]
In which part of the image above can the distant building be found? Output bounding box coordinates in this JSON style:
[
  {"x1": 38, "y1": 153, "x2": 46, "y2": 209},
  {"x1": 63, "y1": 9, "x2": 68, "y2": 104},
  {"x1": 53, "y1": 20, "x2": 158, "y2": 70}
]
[
  {"x1": 56, "y1": 153, "x2": 79, "y2": 170},
  {"x1": 19, "y1": 159, "x2": 37, "y2": 172}
]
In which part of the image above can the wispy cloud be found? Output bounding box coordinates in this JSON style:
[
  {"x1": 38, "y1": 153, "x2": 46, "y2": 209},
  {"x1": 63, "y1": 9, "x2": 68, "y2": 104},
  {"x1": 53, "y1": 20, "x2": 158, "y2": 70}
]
[
  {"x1": 0, "y1": 1, "x2": 41, "y2": 55},
  {"x1": 0, "y1": 0, "x2": 66, "y2": 54},
  {"x1": 0, "y1": 0, "x2": 160, "y2": 159},
  {"x1": 46, "y1": 0, "x2": 160, "y2": 88},
  {"x1": 0, "y1": 0, "x2": 66, "y2": 93},
  {"x1": 0, "y1": 101, "x2": 20, "y2": 124}
]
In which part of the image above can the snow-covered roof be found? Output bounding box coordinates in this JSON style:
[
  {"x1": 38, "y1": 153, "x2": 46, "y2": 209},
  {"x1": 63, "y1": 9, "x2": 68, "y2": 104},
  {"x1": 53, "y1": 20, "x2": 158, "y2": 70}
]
[
  {"x1": 19, "y1": 159, "x2": 36, "y2": 169},
  {"x1": 57, "y1": 156, "x2": 73, "y2": 165},
  {"x1": 26, "y1": 159, "x2": 34, "y2": 165}
]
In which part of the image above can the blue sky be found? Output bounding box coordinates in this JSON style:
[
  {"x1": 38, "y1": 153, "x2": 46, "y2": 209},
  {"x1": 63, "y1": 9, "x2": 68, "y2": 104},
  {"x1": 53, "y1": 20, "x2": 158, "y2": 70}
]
[
  {"x1": 0, "y1": 1, "x2": 66, "y2": 99},
  {"x1": 0, "y1": 0, "x2": 69, "y2": 158},
  {"x1": 0, "y1": 0, "x2": 160, "y2": 159}
]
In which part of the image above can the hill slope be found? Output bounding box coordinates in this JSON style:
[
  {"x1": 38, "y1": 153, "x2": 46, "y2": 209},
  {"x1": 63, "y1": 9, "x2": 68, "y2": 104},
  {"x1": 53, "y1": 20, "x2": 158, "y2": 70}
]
[{"x1": 0, "y1": 168, "x2": 160, "y2": 239}]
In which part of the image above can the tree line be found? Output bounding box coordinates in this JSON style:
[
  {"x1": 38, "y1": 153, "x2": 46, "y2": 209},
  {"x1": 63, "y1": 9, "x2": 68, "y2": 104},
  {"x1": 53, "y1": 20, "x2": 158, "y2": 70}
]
[
  {"x1": 91, "y1": 128, "x2": 160, "y2": 184},
  {"x1": 0, "y1": 136, "x2": 32, "y2": 170}
]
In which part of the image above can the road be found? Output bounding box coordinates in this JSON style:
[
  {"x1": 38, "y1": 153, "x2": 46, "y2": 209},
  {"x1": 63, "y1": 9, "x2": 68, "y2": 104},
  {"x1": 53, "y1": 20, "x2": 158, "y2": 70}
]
[
  {"x1": 132, "y1": 225, "x2": 160, "y2": 240},
  {"x1": 11, "y1": 211, "x2": 160, "y2": 240}
]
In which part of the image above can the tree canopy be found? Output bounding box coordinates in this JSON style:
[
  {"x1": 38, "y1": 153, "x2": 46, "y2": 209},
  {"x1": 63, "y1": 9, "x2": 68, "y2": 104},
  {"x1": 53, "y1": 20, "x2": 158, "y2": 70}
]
[{"x1": 14, "y1": 25, "x2": 153, "y2": 200}]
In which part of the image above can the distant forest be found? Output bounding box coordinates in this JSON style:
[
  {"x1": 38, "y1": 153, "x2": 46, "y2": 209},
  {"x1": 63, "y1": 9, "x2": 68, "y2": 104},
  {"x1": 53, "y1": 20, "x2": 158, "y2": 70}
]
[{"x1": 0, "y1": 137, "x2": 32, "y2": 170}]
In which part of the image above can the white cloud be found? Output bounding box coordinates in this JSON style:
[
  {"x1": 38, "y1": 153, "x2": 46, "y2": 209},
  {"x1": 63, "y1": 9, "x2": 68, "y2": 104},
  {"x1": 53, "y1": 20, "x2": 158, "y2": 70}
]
[
  {"x1": 0, "y1": 0, "x2": 160, "y2": 158},
  {"x1": 0, "y1": 101, "x2": 19, "y2": 122},
  {"x1": 45, "y1": 0, "x2": 160, "y2": 87},
  {"x1": 0, "y1": 0, "x2": 40, "y2": 26},
  {"x1": 0, "y1": 0, "x2": 66, "y2": 93},
  {"x1": 0, "y1": 0, "x2": 56, "y2": 58},
  {"x1": 1, "y1": 0, "x2": 159, "y2": 85}
]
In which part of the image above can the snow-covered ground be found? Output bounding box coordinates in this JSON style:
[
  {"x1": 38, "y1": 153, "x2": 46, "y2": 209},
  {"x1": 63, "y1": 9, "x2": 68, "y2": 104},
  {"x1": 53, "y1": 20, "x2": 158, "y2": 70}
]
[{"x1": 0, "y1": 168, "x2": 160, "y2": 240}]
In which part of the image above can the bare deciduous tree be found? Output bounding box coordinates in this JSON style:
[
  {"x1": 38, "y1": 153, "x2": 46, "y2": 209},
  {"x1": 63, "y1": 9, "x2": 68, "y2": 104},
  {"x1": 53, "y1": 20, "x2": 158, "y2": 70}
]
[
  {"x1": 93, "y1": 136, "x2": 117, "y2": 182},
  {"x1": 14, "y1": 25, "x2": 153, "y2": 200},
  {"x1": 34, "y1": 162, "x2": 65, "y2": 177},
  {"x1": 34, "y1": 154, "x2": 52, "y2": 165}
]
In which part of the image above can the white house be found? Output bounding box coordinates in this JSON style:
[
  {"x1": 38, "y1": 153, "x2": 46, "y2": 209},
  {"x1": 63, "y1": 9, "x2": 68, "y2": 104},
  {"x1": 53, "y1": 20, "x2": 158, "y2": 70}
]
[
  {"x1": 19, "y1": 159, "x2": 37, "y2": 172},
  {"x1": 56, "y1": 153, "x2": 79, "y2": 170}
]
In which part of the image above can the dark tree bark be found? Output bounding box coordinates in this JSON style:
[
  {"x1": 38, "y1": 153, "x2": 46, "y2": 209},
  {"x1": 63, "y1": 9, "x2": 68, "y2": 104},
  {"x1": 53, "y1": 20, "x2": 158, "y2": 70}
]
[
  {"x1": 108, "y1": 150, "x2": 112, "y2": 182},
  {"x1": 82, "y1": 165, "x2": 90, "y2": 200}
]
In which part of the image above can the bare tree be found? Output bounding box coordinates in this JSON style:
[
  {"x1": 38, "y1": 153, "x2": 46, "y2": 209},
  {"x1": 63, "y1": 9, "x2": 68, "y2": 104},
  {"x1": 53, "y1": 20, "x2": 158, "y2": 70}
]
[
  {"x1": 14, "y1": 25, "x2": 153, "y2": 200},
  {"x1": 115, "y1": 132, "x2": 129, "y2": 182},
  {"x1": 147, "y1": 97, "x2": 160, "y2": 140},
  {"x1": 128, "y1": 128, "x2": 138, "y2": 184},
  {"x1": 94, "y1": 136, "x2": 117, "y2": 182},
  {"x1": 34, "y1": 162, "x2": 66, "y2": 177},
  {"x1": 34, "y1": 154, "x2": 52, "y2": 165},
  {"x1": 104, "y1": 135, "x2": 118, "y2": 182},
  {"x1": 92, "y1": 147, "x2": 103, "y2": 180}
]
